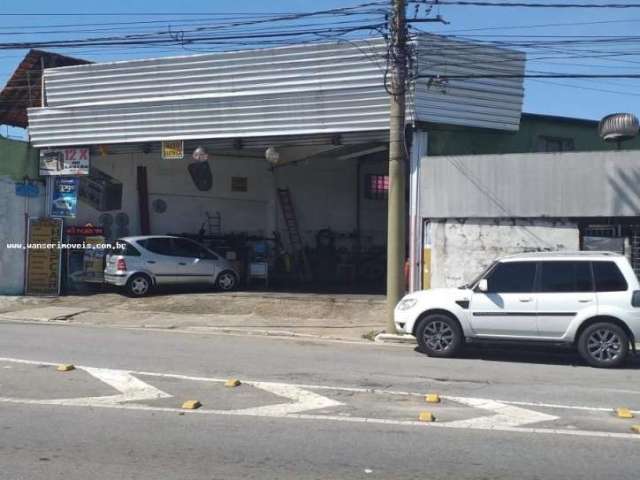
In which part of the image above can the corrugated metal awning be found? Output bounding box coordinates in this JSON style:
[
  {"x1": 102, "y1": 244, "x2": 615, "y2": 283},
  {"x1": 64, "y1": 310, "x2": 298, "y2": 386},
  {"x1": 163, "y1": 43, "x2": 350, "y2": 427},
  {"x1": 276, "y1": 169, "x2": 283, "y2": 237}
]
[{"x1": 27, "y1": 35, "x2": 525, "y2": 147}]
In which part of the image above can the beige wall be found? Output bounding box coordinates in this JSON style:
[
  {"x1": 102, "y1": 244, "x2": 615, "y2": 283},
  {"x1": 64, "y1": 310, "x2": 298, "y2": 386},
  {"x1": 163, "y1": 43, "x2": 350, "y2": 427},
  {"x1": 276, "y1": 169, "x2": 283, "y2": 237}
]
[
  {"x1": 427, "y1": 219, "x2": 580, "y2": 288},
  {"x1": 71, "y1": 148, "x2": 388, "y2": 250}
]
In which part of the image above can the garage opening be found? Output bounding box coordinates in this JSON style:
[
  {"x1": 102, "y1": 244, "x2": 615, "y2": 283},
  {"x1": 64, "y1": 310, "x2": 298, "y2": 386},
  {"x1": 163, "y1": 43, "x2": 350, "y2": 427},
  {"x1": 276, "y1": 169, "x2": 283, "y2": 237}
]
[{"x1": 63, "y1": 133, "x2": 390, "y2": 295}]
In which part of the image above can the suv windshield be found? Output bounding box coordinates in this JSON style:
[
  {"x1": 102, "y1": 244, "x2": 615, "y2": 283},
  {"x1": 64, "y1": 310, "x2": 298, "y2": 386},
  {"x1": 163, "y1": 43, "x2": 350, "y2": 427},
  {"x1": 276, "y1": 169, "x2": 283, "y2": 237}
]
[{"x1": 460, "y1": 261, "x2": 496, "y2": 289}]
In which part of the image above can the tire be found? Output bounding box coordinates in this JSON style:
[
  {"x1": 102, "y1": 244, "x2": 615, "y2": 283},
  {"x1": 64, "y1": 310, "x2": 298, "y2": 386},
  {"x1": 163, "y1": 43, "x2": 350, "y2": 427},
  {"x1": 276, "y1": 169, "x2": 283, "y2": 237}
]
[
  {"x1": 126, "y1": 273, "x2": 152, "y2": 297},
  {"x1": 577, "y1": 322, "x2": 629, "y2": 368},
  {"x1": 216, "y1": 270, "x2": 238, "y2": 291},
  {"x1": 416, "y1": 314, "x2": 463, "y2": 358}
]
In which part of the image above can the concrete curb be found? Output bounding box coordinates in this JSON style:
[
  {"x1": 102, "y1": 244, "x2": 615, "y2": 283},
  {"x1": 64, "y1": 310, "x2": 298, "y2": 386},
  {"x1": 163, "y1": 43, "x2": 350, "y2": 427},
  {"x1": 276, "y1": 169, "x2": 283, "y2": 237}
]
[
  {"x1": 374, "y1": 333, "x2": 417, "y2": 345},
  {"x1": 0, "y1": 315, "x2": 382, "y2": 345},
  {"x1": 185, "y1": 326, "x2": 317, "y2": 339},
  {"x1": 0, "y1": 306, "x2": 88, "y2": 322}
]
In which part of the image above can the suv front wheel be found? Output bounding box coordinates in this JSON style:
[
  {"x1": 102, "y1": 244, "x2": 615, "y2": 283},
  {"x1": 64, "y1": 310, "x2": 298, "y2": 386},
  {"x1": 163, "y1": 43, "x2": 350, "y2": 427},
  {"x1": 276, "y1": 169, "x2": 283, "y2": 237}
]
[
  {"x1": 416, "y1": 314, "x2": 463, "y2": 358},
  {"x1": 577, "y1": 322, "x2": 629, "y2": 368}
]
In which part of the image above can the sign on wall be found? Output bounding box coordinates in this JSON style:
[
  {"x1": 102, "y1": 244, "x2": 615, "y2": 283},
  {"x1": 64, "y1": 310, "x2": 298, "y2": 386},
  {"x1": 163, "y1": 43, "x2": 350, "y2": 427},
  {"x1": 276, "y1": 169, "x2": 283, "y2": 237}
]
[
  {"x1": 25, "y1": 217, "x2": 63, "y2": 296},
  {"x1": 15, "y1": 181, "x2": 40, "y2": 198},
  {"x1": 39, "y1": 148, "x2": 90, "y2": 176},
  {"x1": 51, "y1": 177, "x2": 79, "y2": 218},
  {"x1": 65, "y1": 225, "x2": 104, "y2": 236},
  {"x1": 162, "y1": 140, "x2": 184, "y2": 160}
]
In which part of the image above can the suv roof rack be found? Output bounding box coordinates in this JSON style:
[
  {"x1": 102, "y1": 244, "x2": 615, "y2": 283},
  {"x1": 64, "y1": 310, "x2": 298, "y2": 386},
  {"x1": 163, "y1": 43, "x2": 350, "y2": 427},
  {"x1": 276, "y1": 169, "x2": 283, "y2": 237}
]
[{"x1": 502, "y1": 251, "x2": 623, "y2": 259}]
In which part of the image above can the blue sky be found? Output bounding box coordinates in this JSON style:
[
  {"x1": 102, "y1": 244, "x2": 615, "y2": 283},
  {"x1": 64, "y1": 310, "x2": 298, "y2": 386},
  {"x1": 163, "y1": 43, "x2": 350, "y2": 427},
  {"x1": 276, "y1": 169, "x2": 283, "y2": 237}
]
[{"x1": 1, "y1": 0, "x2": 640, "y2": 128}]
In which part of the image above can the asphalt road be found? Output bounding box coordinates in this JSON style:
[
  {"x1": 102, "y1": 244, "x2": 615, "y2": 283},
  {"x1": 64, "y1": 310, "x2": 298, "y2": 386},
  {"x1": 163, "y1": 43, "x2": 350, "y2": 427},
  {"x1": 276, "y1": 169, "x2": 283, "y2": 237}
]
[{"x1": 1, "y1": 320, "x2": 639, "y2": 480}]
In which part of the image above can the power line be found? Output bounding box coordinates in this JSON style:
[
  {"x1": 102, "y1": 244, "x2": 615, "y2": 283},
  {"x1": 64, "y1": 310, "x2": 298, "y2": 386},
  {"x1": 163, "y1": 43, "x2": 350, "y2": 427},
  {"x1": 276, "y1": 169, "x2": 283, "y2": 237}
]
[
  {"x1": 417, "y1": 72, "x2": 640, "y2": 78},
  {"x1": 0, "y1": 11, "x2": 374, "y2": 16},
  {"x1": 0, "y1": 16, "x2": 385, "y2": 37},
  {"x1": 439, "y1": 17, "x2": 640, "y2": 33},
  {"x1": 433, "y1": 1, "x2": 640, "y2": 8},
  {"x1": 0, "y1": 24, "x2": 385, "y2": 51},
  {"x1": 0, "y1": 3, "x2": 389, "y2": 52},
  {"x1": 0, "y1": 2, "x2": 389, "y2": 17},
  {"x1": 0, "y1": 16, "x2": 286, "y2": 30},
  {"x1": 530, "y1": 78, "x2": 640, "y2": 97}
]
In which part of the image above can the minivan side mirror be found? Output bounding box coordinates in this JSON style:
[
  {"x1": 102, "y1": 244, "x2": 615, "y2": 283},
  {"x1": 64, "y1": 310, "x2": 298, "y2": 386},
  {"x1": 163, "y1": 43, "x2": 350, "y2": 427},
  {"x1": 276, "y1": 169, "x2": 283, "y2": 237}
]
[{"x1": 477, "y1": 279, "x2": 488, "y2": 292}]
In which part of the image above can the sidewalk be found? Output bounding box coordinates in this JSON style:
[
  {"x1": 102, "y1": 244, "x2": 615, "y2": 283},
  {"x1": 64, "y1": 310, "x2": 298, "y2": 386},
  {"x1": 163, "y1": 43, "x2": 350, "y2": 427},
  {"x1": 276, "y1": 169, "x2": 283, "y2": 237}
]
[{"x1": 0, "y1": 290, "x2": 387, "y2": 341}]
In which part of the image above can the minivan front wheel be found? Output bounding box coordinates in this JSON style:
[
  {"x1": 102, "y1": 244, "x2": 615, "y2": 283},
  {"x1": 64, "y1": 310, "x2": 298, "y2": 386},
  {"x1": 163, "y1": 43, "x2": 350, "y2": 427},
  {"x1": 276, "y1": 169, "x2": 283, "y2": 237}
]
[
  {"x1": 126, "y1": 274, "x2": 151, "y2": 297},
  {"x1": 416, "y1": 314, "x2": 463, "y2": 358},
  {"x1": 578, "y1": 322, "x2": 629, "y2": 368}
]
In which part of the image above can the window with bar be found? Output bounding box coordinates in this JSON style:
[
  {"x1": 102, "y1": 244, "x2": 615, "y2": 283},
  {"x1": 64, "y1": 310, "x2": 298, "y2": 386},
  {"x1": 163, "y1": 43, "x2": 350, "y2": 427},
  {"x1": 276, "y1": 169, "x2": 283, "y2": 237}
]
[{"x1": 365, "y1": 174, "x2": 389, "y2": 200}]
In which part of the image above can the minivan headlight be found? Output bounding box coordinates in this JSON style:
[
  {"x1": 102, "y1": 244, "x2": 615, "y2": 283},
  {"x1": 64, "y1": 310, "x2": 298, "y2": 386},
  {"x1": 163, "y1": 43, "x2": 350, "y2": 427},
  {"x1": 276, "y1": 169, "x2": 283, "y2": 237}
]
[{"x1": 397, "y1": 298, "x2": 417, "y2": 311}]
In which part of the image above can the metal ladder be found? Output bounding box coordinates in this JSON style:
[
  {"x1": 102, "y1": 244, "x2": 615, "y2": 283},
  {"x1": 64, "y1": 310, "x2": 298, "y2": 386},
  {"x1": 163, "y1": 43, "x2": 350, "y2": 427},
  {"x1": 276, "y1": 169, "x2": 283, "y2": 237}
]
[
  {"x1": 205, "y1": 211, "x2": 222, "y2": 236},
  {"x1": 277, "y1": 188, "x2": 312, "y2": 281}
]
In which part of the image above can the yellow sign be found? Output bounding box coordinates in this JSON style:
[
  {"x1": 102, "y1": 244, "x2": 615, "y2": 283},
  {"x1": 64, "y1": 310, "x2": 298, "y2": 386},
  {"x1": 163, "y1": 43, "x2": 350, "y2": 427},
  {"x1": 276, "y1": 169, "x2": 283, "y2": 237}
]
[
  {"x1": 161, "y1": 140, "x2": 184, "y2": 160},
  {"x1": 82, "y1": 235, "x2": 107, "y2": 282},
  {"x1": 26, "y1": 218, "x2": 63, "y2": 296},
  {"x1": 422, "y1": 247, "x2": 431, "y2": 290}
]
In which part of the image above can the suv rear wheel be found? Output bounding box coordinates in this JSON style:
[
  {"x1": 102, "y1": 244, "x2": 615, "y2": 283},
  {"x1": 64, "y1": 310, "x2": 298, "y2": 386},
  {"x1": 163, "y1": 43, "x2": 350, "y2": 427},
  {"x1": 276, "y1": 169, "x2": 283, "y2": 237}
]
[
  {"x1": 577, "y1": 322, "x2": 629, "y2": 368},
  {"x1": 416, "y1": 314, "x2": 463, "y2": 358}
]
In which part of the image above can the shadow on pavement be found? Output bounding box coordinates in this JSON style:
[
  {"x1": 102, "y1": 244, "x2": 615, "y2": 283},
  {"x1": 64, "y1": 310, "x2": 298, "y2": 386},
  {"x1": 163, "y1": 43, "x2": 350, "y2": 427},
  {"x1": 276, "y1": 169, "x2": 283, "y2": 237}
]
[{"x1": 415, "y1": 343, "x2": 640, "y2": 369}]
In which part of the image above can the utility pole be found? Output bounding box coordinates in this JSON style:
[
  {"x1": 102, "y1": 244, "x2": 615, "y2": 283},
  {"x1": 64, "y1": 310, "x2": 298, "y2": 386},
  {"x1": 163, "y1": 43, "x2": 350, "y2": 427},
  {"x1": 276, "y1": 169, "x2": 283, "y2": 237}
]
[{"x1": 385, "y1": 0, "x2": 407, "y2": 334}]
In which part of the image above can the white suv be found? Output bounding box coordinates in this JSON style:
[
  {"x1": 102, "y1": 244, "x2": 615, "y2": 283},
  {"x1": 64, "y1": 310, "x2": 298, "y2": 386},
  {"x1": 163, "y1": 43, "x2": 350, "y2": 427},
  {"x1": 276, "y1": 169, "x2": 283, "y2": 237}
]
[{"x1": 395, "y1": 252, "x2": 640, "y2": 368}]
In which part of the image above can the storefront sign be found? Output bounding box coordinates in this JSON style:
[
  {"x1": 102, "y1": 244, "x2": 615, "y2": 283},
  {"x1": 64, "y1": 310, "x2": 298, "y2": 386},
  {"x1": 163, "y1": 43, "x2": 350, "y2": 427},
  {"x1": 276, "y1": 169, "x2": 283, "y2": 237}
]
[
  {"x1": 51, "y1": 177, "x2": 79, "y2": 218},
  {"x1": 64, "y1": 226, "x2": 106, "y2": 290},
  {"x1": 39, "y1": 148, "x2": 90, "y2": 176},
  {"x1": 25, "y1": 217, "x2": 63, "y2": 296},
  {"x1": 162, "y1": 140, "x2": 184, "y2": 159},
  {"x1": 15, "y1": 181, "x2": 40, "y2": 198},
  {"x1": 65, "y1": 225, "x2": 104, "y2": 237},
  {"x1": 82, "y1": 236, "x2": 107, "y2": 283}
]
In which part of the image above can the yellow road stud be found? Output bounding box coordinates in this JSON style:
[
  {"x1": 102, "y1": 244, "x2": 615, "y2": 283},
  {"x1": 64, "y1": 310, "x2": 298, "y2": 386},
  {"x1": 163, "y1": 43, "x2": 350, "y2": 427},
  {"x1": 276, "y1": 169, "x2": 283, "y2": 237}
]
[
  {"x1": 631, "y1": 425, "x2": 640, "y2": 434},
  {"x1": 225, "y1": 378, "x2": 241, "y2": 388},
  {"x1": 56, "y1": 364, "x2": 75, "y2": 372},
  {"x1": 425, "y1": 394, "x2": 440, "y2": 404},
  {"x1": 181, "y1": 400, "x2": 202, "y2": 410},
  {"x1": 418, "y1": 411, "x2": 435, "y2": 422},
  {"x1": 615, "y1": 408, "x2": 634, "y2": 419}
]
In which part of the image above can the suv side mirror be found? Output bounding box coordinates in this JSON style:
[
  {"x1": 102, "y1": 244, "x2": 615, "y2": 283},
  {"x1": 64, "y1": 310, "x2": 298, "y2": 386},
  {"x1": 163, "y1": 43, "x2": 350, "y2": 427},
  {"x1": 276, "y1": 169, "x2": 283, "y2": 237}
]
[{"x1": 477, "y1": 279, "x2": 488, "y2": 292}]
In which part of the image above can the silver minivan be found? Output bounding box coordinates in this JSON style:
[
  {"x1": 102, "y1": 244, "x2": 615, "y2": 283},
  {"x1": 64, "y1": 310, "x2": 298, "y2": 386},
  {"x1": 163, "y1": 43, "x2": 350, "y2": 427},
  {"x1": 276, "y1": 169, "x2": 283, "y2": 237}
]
[{"x1": 104, "y1": 235, "x2": 239, "y2": 297}]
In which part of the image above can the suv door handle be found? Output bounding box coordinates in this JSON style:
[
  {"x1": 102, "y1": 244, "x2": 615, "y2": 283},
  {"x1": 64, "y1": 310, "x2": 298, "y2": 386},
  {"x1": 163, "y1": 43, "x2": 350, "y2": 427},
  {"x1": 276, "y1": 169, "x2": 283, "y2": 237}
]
[
  {"x1": 178, "y1": 262, "x2": 187, "y2": 266},
  {"x1": 519, "y1": 297, "x2": 533, "y2": 302},
  {"x1": 578, "y1": 299, "x2": 592, "y2": 303},
  {"x1": 147, "y1": 260, "x2": 156, "y2": 264}
]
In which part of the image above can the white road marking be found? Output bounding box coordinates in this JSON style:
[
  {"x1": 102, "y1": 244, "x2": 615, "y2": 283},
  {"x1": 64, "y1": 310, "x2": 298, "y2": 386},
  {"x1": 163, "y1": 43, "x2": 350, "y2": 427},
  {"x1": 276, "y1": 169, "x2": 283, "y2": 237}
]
[
  {"x1": 0, "y1": 357, "x2": 340, "y2": 415},
  {"x1": 0, "y1": 396, "x2": 638, "y2": 440},
  {"x1": 1, "y1": 357, "x2": 637, "y2": 413},
  {"x1": 230, "y1": 382, "x2": 342, "y2": 416},
  {"x1": 1, "y1": 356, "x2": 639, "y2": 440},
  {"x1": 55, "y1": 367, "x2": 172, "y2": 406},
  {"x1": 442, "y1": 396, "x2": 558, "y2": 428},
  {"x1": 0, "y1": 359, "x2": 171, "y2": 406},
  {"x1": 487, "y1": 399, "x2": 625, "y2": 413}
]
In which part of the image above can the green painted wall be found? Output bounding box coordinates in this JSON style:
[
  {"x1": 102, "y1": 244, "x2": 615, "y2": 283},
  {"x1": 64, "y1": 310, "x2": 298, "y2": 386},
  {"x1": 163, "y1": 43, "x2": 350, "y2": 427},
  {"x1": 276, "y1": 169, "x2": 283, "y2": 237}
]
[
  {"x1": 0, "y1": 136, "x2": 37, "y2": 180},
  {"x1": 427, "y1": 114, "x2": 640, "y2": 156}
]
